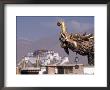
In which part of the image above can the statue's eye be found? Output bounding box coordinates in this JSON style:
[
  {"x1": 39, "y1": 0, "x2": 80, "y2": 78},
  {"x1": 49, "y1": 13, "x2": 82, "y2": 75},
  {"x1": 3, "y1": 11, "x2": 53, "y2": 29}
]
[{"x1": 57, "y1": 22, "x2": 61, "y2": 26}]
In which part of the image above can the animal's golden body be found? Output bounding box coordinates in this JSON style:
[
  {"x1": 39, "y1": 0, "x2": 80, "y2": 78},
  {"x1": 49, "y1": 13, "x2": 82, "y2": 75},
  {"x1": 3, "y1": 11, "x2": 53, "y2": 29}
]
[{"x1": 57, "y1": 21, "x2": 94, "y2": 65}]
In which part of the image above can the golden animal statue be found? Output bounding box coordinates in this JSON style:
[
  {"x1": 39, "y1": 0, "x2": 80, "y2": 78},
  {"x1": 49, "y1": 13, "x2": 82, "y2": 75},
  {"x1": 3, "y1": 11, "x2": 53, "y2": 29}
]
[{"x1": 57, "y1": 21, "x2": 94, "y2": 65}]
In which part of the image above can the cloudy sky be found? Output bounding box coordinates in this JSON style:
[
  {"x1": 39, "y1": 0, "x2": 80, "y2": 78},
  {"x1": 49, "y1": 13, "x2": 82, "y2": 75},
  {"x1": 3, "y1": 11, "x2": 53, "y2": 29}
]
[
  {"x1": 16, "y1": 16, "x2": 94, "y2": 41},
  {"x1": 16, "y1": 16, "x2": 94, "y2": 65}
]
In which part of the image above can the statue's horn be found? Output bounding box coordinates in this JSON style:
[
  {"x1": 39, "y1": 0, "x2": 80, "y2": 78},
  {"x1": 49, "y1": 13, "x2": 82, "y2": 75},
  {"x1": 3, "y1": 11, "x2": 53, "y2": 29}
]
[{"x1": 57, "y1": 21, "x2": 67, "y2": 33}]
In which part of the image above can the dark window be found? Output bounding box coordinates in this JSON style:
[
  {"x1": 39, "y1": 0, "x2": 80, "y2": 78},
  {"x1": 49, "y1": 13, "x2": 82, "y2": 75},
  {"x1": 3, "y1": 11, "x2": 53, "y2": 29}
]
[{"x1": 58, "y1": 66, "x2": 64, "y2": 74}]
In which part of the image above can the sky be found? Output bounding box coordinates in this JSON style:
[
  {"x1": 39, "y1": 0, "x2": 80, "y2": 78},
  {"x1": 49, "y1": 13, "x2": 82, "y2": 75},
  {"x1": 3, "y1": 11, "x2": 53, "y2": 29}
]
[{"x1": 16, "y1": 16, "x2": 94, "y2": 41}]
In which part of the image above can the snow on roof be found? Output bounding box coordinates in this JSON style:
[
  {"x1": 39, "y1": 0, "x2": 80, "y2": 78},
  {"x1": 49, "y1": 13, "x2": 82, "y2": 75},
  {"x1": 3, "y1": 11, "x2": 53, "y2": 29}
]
[{"x1": 27, "y1": 57, "x2": 37, "y2": 64}]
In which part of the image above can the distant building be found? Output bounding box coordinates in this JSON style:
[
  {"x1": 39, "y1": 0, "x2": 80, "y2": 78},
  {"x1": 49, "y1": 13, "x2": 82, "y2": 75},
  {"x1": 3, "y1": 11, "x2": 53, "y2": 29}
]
[
  {"x1": 46, "y1": 64, "x2": 84, "y2": 74},
  {"x1": 16, "y1": 49, "x2": 94, "y2": 75},
  {"x1": 60, "y1": 57, "x2": 69, "y2": 65},
  {"x1": 21, "y1": 67, "x2": 41, "y2": 74},
  {"x1": 16, "y1": 67, "x2": 21, "y2": 74},
  {"x1": 84, "y1": 66, "x2": 94, "y2": 75}
]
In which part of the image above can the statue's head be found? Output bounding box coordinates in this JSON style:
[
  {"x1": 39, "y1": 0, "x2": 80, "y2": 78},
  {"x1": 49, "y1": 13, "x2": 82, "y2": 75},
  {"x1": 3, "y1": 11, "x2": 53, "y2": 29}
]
[{"x1": 57, "y1": 21, "x2": 67, "y2": 33}]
